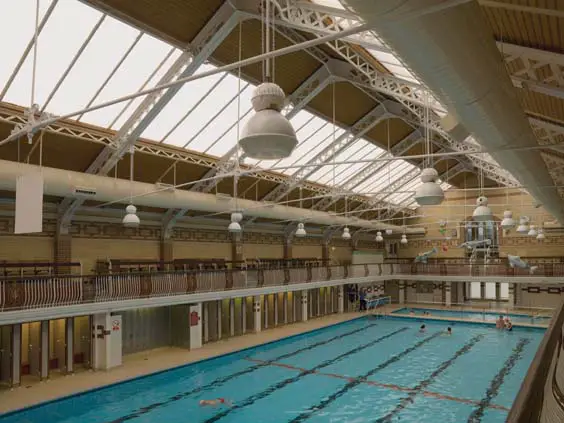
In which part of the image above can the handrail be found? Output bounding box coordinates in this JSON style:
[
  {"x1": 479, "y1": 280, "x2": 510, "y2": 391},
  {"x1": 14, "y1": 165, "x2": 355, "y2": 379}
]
[{"x1": 507, "y1": 298, "x2": 564, "y2": 422}]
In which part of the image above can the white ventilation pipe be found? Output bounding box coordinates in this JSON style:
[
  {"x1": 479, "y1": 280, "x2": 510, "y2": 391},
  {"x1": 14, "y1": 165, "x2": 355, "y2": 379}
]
[
  {"x1": 0, "y1": 159, "x2": 422, "y2": 233},
  {"x1": 343, "y1": 0, "x2": 564, "y2": 223}
]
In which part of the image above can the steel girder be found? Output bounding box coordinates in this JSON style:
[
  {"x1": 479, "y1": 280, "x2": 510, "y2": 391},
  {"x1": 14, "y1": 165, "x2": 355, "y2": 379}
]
[{"x1": 57, "y1": 1, "x2": 243, "y2": 230}]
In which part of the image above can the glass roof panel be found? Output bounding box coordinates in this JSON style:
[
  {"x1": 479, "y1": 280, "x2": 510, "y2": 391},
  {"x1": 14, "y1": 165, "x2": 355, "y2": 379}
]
[
  {"x1": 205, "y1": 106, "x2": 254, "y2": 157},
  {"x1": 355, "y1": 160, "x2": 417, "y2": 194},
  {"x1": 310, "y1": 0, "x2": 346, "y2": 9}
]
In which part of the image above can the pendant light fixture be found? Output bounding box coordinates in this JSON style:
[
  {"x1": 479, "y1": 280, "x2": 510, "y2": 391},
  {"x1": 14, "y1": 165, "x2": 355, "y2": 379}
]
[
  {"x1": 375, "y1": 231, "x2": 383, "y2": 242},
  {"x1": 123, "y1": 146, "x2": 140, "y2": 228},
  {"x1": 401, "y1": 234, "x2": 408, "y2": 245},
  {"x1": 500, "y1": 210, "x2": 515, "y2": 231},
  {"x1": 229, "y1": 43, "x2": 244, "y2": 235},
  {"x1": 527, "y1": 224, "x2": 537, "y2": 237},
  {"x1": 228, "y1": 211, "x2": 243, "y2": 233},
  {"x1": 342, "y1": 196, "x2": 351, "y2": 240},
  {"x1": 536, "y1": 228, "x2": 546, "y2": 241},
  {"x1": 239, "y1": 1, "x2": 297, "y2": 159},
  {"x1": 473, "y1": 195, "x2": 493, "y2": 222},
  {"x1": 295, "y1": 187, "x2": 307, "y2": 238},
  {"x1": 516, "y1": 216, "x2": 529, "y2": 234},
  {"x1": 414, "y1": 93, "x2": 444, "y2": 206}
]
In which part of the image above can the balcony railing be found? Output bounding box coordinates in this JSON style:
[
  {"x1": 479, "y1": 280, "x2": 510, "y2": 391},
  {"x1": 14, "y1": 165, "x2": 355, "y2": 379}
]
[{"x1": 0, "y1": 262, "x2": 563, "y2": 313}]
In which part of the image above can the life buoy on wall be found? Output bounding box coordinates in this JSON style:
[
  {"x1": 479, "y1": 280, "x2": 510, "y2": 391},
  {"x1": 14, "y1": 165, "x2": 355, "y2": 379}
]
[
  {"x1": 190, "y1": 311, "x2": 200, "y2": 327},
  {"x1": 112, "y1": 320, "x2": 120, "y2": 332}
]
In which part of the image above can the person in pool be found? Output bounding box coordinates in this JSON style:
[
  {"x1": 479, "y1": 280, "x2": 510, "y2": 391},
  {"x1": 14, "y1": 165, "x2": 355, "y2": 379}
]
[
  {"x1": 419, "y1": 324, "x2": 426, "y2": 333},
  {"x1": 496, "y1": 315, "x2": 505, "y2": 329},
  {"x1": 446, "y1": 327, "x2": 452, "y2": 336},
  {"x1": 199, "y1": 398, "x2": 233, "y2": 407}
]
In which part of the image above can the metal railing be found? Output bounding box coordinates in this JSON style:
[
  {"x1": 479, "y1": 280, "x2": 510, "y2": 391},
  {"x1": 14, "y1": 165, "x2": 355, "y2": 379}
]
[{"x1": 1, "y1": 262, "x2": 564, "y2": 313}]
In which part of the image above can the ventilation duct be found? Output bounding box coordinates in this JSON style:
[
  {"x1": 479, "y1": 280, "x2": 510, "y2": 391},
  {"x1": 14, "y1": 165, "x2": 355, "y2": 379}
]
[
  {"x1": 0, "y1": 159, "x2": 422, "y2": 233},
  {"x1": 343, "y1": 0, "x2": 564, "y2": 223}
]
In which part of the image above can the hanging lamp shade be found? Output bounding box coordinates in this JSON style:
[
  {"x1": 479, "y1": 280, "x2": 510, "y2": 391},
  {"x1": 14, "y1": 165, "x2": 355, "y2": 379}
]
[
  {"x1": 414, "y1": 168, "x2": 444, "y2": 206},
  {"x1": 527, "y1": 225, "x2": 538, "y2": 237},
  {"x1": 472, "y1": 195, "x2": 493, "y2": 222},
  {"x1": 516, "y1": 217, "x2": 529, "y2": 234},
  {"x1": 122, "y1": 204, "x2": 140, "y2": 228},
  {"x1": 238, "y1": 83, "x2": 298, "y2": 160},
  {"x1": 500, "y1": 210, "x2": 515, "y2": 230},
  {"x1": 342, "y1": 226, "x2": 351, "y2": 240},
  {"x1": 536, "y1": 229, "x2": 546, "y2": 241},
  {"x1": 375, "y1": 231, "x2": 383, "y2": 242},
  {"x1": 400, "y1": 234, "x2": 408, "y2": 245},
  {"x1": 295, "y1": 222, "x2": 307, "y2": 237},
  {"x1": 228, "y1": 211, "x2": 243, "y2": 233}
]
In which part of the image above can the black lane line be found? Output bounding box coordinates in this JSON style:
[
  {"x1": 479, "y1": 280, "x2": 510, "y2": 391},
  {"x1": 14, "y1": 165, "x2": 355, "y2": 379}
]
[
  {"x1": 287, "y1": 330, "x2": 444, "y2": 423},
  {"x1": 105, "y1": 321, "x2": 379, "y2": 423},
  {"x1": 203, "y1": 327, "x2": 410, "y2": 423},
  {"x1": 467, "y1": 337, "x2": 530, "y2": 423},
  {"x1": 375, "y1": 333, "x2": 485, "y2": 423}
]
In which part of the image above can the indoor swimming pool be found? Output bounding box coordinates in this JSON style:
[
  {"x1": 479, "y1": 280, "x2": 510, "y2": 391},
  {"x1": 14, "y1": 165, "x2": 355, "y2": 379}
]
[
  {"x1": 392, "y1": 307, "x2": 551, "y2": 325},
  {"x1": 0, "y1": 317, "x2": 544, "y2": 423}
]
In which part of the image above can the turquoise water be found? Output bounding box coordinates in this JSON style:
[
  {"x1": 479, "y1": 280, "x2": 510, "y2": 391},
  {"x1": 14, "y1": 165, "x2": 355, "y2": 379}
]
[
  {"x1": 0, "y1": 317, "x2": 544, "y2": 423},
  {"x1": 393, "y1": 307, "x2": 551, "y2": 325}
]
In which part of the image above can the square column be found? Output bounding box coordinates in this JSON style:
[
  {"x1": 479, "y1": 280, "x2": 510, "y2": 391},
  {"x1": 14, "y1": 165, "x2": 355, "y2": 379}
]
[
  {"x1": 283, "y1": 292, "x2": 288, "y2": 324},
  {"x1": 241, "y1": 297, "x2": 247, "y2": 334},
  {"x1": 216, "y1": 300, "x2": 222, "y2": 340},
  {"x1": 508, "y1": 283, "x2": 515, "y2": 308},
  {"x1": 253, "y1": 296, "x2": 262, "y2": 333},
  {"x1": 11, "y1": 324, "x2": 21, "y2": 387},
  {"x1": 65, "y1": 317, "x2": 74, "y2": 373},
  {"x1": 189, "y1": 303, "x2": 203, "y2": 350},
  {"x1": 274, "y1": 294, "x2": 279, "y2": 327},
  {"x1": 301, "y1": 290, "x2": 309, "y2": 322},
  {"x1": 229, "y1": 299, "x2": 235, "y2": 337},
  {"x1": 91, "y1": 313, "x2": 122, "y2": 370},
  {"x1": 398, "y1": 281, "x2": 406, "y2": 304},
  {"x1": 444, "y1": 282, "x2": 452, "y2": 307},
  {"x1": 203, "y1": 302, "x2": 209, "y2": 343},
  {"x1": 264, "y1": 296, "x2": 269, "y2": 330},
  {"x1": 40, "y1": 320, "x2": 49, "y2": 380},
  {"x1": 338, "y1": 286, "x2": 344, "y2": 313}
]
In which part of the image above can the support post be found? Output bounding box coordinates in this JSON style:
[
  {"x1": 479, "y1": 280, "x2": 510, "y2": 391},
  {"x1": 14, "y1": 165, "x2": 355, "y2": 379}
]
[
  {"x1": 203, "y1": 302, "x2": 209, "y2": 343},
  {"x1": 444, "y1": 282, "x2": 451, "y2": 307},
  {"x1": 11, "y1": 324, "x2": 21, "y2": 387},
  {"x1": 40, "y1": 320, "x2": 49, "y2": 380},
  {"x1": 241, "y1": 297, "x2": 247, "y2": 334},
  {"x1": 301, "y1": 290, "x2": 309, "y2": 322},
  {"x1": 229, "y1": 299, "x2": 235, "y2": 337},
  {"x1": 216, "y1": 300, "x2": 222, "y2": 340},
  {"x1": 253, "y1": 296, "x2": 262, "y2": 333},
  {"x1": 189, "y1": 303, "x2": 203, "y2": 350},
  {"x1": 508, "y1": 283, "x2": 515, "y2": 308},
  {"x1": 264, "y1": 295, "x2": 269, "y2": 330},
  {"x1": 160, "y1": 238, "x2": 173, "y2": 271},
  {"x1": 283, "y1": 292, "x2": 288, "y2": 324},
  {"x1": 65, "y1": 317, "x2": 74, "y2": 373},
  {"x1": 274, "y1": 294, "x2": 279, "y2": 327},
  {"x1": 338, "y1": 285, "x2": 344, "y2": 313}
]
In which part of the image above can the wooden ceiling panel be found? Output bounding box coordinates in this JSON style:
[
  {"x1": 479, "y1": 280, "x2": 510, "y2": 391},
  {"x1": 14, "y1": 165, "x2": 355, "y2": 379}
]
[
  {"x1": 308, "y1": 81, "x2": 378, "y2": 127},
  {"x1": 521, "y1": 89, "x2": 564, "y2": 122},
  {"x1": 366, "y1": 118, "x2": 415, "y2": 150}
]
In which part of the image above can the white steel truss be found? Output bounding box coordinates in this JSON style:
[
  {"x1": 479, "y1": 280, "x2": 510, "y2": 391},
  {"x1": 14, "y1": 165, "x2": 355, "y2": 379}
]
[{"x1": 57, "y1": 1, "x2": 243, "y2": 229}]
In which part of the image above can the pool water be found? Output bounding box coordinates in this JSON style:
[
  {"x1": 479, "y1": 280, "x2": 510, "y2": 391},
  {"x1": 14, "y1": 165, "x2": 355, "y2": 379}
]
[
  {"x1": 0, "y1": 317, "x2": 544, "y2": 423},
  {"x1": 393, "y1": 307, "x2": 551, "y2": 325}
]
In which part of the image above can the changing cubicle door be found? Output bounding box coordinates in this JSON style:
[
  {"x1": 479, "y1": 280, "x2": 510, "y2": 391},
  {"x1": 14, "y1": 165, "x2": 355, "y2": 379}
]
[
  {"x1": 50, "y1": 319, "x2": 66, "y2": 374},
  {"x1": 73, "y1": 316, "x2": 91, "y2": 369},
  {"x1": 23, "y1": 322, "x2": 41, "y2": 380},
  {"x1": 0, "y1": 326, "x2": 12, "y2": 387}
]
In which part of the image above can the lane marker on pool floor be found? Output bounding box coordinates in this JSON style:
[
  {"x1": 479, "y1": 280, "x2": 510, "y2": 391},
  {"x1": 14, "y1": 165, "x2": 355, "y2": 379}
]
[
  {"x1": 105, "y1": 320, "x2": 381, "y2": 423},
  {"x1": 466, "y1": 337, "x2": 530, "y2": 422},
  {"x1": 246, "y1": 355, "x2": 509, "y2": 413},
  {"x1": 202, "y1": 327, "x2": 410, "y2": 423},
  {"x1": 286, "y1": 330, "x2": 444, "y2": 422}
]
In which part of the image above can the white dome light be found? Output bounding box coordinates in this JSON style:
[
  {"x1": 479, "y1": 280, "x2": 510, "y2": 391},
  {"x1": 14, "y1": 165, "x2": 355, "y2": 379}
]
[
  {"x1": 527, "y1": 225, "x2": 537, "y2": 237},
  {"x1": 122, "y1": 204, "x2": 140, "y2": 228},
  {"x1": 414, "y1": 168, "x2": 444, "y2": 206},
  {"x1": 295, "y1": 222, "x2": 307, "y2": 237},
  {"x1": 500, "y1": 210, "x2": 515, "y2": 230},
  {"x1": 375, "y1": 231, "x2": 383, "y2": 242},
  {"x1": 473, "y1": 195, "x2": 493, "y2": 222},
  {"x1": 516, "y1": 217, "x2": 529, "y2": 234},
  {"x1": 228, "y1": 211, "x2": 243, "y2": 233},
  {"x1": 400, "y1": 234, "x2": 408, "y2": 245},
  {"x1": 385, "y1": 228, "x2": 393, "y2": 235},
  {"x1": 536, "y1": 229, "x2": 546, "y2": 241},
  {"x1": 239, "y1": 83, "x2": 298, "y2": 160},
  {"x1": 342, "y1": 226, "x2": 351, "y2": 240}
]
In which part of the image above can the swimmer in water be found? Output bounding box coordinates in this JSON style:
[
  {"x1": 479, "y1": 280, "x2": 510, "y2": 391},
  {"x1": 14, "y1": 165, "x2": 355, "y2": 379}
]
[
  {"x1": 446, "y1": 327, "x2": 452, "y2": 336},
  {"x1": 199, "y1": 398, "x2": 232, "y2": 407},
  {"x1": 419, "y1": 324, "x2": 426, "y2": 333}
]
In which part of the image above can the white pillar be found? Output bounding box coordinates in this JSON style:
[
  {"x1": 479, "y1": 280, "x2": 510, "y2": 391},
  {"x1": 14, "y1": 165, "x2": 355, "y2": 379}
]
[
  {"x1": 317, "y1": 289, "x2": 321, "y2": 317},
  {"x1": 11, "y1": 324, "x2": 21, "y2": 387},
  {"x1": 203, "y1": 302, "x2": 209, "y2": 343},
  {"x1": 65, "y1": 317, "x2": 74, "y2": 373},
  {"x1": 229, "y1": 299, "x2": 235, "y2": 337},
  {"x1": 338, "y1": 286, "x2": 344, "y2": 313},
  {"x1": 189, "y1": 303, "x2": 203, "y2": 350},
  {"x1": 253, "y1": 296, "x2": 262, "y2": 333},
  {"x1": 274, "y1": 294, "x2": 279, "y2": 327},
  {"x1": 283, "y1": 292, "x2": 288, "y2": 324},
  {"x1": 241, "y1": 297, "x2": 247, "y2": 334},
  {"x1": 216, "y1": 300, "x2": 222, "y2": 340},
  {"x1": 445, "y1": 282, "x2": 452, "y2": 307},
  {"x1": 508, "y1": 283, "x2": 515, "y2": 309},
  {"x1": 40, "y1": 320, "x2": 49, "y2": 380},
  {"x1": 264, "y1": 295, "x2": 269, "y2": 330},
  {"x1": 92, "y1": 313, "x2": 111, "y2": 371},
  {"x1": 399, "y1": 281, "x2": 406, "y2": 304},
  {"x1": 301, "y1": 290, "x2": 309, "y2": 322}
]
